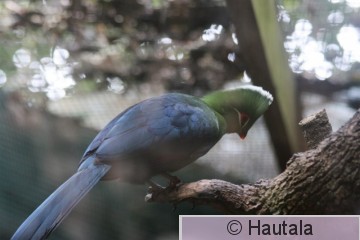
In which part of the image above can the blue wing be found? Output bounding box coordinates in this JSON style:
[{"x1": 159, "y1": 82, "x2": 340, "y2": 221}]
[{"x1": 79, "y1": 93, "x2": 222, "y2": 182}]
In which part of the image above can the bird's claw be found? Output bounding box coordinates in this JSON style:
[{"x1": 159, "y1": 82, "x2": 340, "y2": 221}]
[
  {"x1": 146, "y1": 174, "x2": 182, "y2": 197},
  {"x1": 147, "y1": 181, "x2": 165, "y2": 194},
  {"x1": 161, "y1": 173, "x2": 182, "y2": 190}
]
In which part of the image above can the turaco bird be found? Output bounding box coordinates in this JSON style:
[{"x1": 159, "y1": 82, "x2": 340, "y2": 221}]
[{"x1": 12, "y1": 85, "x2": 273, "y2": 239}]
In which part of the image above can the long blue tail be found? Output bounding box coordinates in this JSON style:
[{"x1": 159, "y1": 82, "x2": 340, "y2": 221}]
[{"x1": 12, "y1": 157, "x2": 111, "y2": 240}]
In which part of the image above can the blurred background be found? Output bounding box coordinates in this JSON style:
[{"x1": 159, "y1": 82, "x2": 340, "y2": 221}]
[{"x1": 0, "y1": 0, "x2": 359, "y2": 239}]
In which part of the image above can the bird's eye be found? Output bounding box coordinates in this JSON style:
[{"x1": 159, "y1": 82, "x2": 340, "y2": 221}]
[
  {"x1": 233, "y1": 108, "x2": 249, "y2": 127},
  {"x1": 240, "y1": 113, "x2": 249, "y2": 127}
]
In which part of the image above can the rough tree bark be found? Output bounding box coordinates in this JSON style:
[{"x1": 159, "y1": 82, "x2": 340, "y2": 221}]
[{"x1": 146, "y1": 109, "x2": 360, "y2": 214}]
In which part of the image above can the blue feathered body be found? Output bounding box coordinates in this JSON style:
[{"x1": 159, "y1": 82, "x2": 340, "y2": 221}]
[{"x1": 80, "y1": 93, "x2": 225, "y2": 183}]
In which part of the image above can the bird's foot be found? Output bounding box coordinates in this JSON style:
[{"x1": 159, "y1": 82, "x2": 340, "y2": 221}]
[
  {"x1": 161, "y1": 173, "x2": 181, "y2": 190},
  {"x1": 146, "y1": 174, "x2": 182, "y2": 200},
  {"x1": 147, "y1": 180, "x2": 165, "y2": 194}
]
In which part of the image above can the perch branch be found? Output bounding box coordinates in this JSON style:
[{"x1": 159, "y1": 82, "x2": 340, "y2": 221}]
[
  {"x1": 146, "y1": 109, "x2": 360, "y2": 214},
  {"x1": 299, "y1": 109, "x2": 332, "y2": 149}
]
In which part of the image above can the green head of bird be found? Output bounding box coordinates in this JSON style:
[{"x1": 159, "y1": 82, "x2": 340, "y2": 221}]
[{"x1": 202, "y1": 85, "x2": 273, "y2": 139}]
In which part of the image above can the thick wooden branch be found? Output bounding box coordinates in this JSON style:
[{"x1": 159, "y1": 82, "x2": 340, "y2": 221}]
[
  {"x1": 299, "y1": 109, "x2": 332, "y2": 149},
  {"x1": 146, "y1": 109, "x2": 360, "y2": 214}
]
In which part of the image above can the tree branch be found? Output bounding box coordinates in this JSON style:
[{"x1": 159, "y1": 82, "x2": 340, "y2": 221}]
[
  {"x1": 146, "y1": 109, "x2": 360, "y2": 214},
  {"x1": 299, "y1": 109, "x2": 332, "y2": 149}
]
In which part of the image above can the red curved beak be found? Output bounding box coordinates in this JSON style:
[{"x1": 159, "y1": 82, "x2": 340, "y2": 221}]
[
  {"x1": 238, "y1": 113, "x2": 249, "y2": 140},
  {"x1": 238, "y1": 133, "x2": 246, "y2": 139}
]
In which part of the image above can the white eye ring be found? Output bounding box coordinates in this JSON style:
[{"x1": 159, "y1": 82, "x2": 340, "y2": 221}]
[{"x1": 233, "y1": 108, "x2": 249, "y2": 126}]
